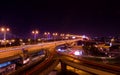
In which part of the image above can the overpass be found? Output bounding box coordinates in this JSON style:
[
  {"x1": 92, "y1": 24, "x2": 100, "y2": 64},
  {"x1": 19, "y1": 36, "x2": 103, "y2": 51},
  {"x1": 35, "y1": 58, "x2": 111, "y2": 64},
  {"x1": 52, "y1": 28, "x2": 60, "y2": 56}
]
[
  {"x1": 25, "y1": 52, "x2": 120, "y2": 75},
  {"x1": 2, "y1": 39, "x2": 119, "y2": 75},
  {"x1": 0, "y1": 39, "x2": 79, "y2": 75},
  {"x1": 9, "y1": 40, "x2": 120, "y2": 75},
  {"x1": 0, "y1": 39, "x2": 79, "y2": 60},
  {"x1": 59, "y1": 55, "x2": 120, "y2": 75}
]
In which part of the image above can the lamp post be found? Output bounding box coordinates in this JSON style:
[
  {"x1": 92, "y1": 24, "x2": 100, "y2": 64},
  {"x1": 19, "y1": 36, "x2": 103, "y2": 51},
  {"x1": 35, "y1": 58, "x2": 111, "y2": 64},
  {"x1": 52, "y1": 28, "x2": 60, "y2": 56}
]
[
  {"x1": 0, "y1": 27, "x2": 10, "y2": 47},
  {"x1": 1, "y1": 27, "x2": 10, "y2": 41},
  {"x1": 60, "y1": 34, "x2": 65, "y2": 40},
  {"x1": 32, "y1": 30, "x2": 39, "y2": 44},
  {"x1": 44, "y1": 32, "x2": 50, "y2": 40},
  {"x1": 52, "y1": 33, "x2": 58, "y2": 41}
]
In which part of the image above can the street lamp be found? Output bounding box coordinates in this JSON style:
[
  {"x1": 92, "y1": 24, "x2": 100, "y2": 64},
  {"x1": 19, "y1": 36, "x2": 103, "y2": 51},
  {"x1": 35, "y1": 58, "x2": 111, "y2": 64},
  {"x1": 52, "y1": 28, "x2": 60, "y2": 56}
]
[
  {"x1": 52, "y1": 33, "x2": 58, "y2": 41},
  {"x1": 44, "y1": 32, "x2": 50, "y2": 40},
  {"x1": 1, "y1": 27, "x2": 10, "y2": 41},
  {"x1": 0, "y1": 27, "x2": 10, "y2": 47},
  {"x1": 32, "y1": 30, "x2": 39, "y2": 43},
  {"x1": 53, "y1": 33, "x2": 58, "y2": 36},
  {"x1": 60, "y1": 34, "x2": 65, "y2": 40}
]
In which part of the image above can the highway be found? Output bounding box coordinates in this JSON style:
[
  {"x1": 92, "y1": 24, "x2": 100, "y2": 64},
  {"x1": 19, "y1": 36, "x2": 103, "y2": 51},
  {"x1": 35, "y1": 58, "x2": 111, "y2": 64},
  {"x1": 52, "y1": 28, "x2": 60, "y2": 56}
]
[
  {"x1": 59, "y1": 56, "x2": 117, "y2": 75},
  {"x1": 0, "y1": 40, "x2": 77, "y2": 59},
  {"x1": 0, "y1": 39, "x2": 79, "y2": 75},
  {"x1": 56, "y1": 45, "x2": 120, "y2": 75},
  {"x1": 9, "y1": 40, "x2": 70, "y2": 75},
  {"x1": 1, "y1": 39, "x2": 119, "y2": 75}
]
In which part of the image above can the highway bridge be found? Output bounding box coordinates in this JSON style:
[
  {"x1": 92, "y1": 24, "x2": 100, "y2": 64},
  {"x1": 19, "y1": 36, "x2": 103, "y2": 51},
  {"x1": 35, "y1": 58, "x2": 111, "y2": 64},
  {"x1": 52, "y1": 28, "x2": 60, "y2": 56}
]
[
  {"x1": 0, "y1": 39, "x2": 120, "y2": 75},
  {"x1": 0, "y1": 39, "x2": 79, "y2": 75},
  {"x1": 58, "y1": 54, "x2": 120, "y2": 75}
]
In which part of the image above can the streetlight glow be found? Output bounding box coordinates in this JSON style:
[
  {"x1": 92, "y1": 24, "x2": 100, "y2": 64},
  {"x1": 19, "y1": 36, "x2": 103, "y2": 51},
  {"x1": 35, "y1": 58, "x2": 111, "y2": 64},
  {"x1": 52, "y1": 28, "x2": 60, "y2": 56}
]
[
  {"x1": 44, "y1": 32, "x2": 50, "y2": 40},
  {"x1": 0, "y1": 27, "x2": 10, "y2": 41},
  {"x1": 1, "y1": 28, "x2": 10, "y2": 32},
  {"x1": 6, "y1": 28, "x2": 10, "y2": 31},
  {"x1": 44, "y1": 32, "x2": 47, "y2": 35},
  {"x1": 32, "y1": 30, "x2": 39, "y2": 44},
  {"x1": 53, "y1": 33, "x2": 58, "y2": 36},
  {"x1": 32, "y1": 30, "x2": 39, "y2": 34},
  {"x1": 32, "y1": 31, "x2": 35, "y2": 34},
  {"x1": 36, "y1": 31, "x2": 39, "y2": 34},
  {"x1": 1, "y1": 28, "x2": 5, "y2": 31}
]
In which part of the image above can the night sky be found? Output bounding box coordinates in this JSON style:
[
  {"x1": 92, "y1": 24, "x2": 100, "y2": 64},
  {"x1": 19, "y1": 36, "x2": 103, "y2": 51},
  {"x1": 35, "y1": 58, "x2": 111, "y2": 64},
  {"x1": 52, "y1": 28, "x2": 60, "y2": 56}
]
[{"x1": 0, "y1": 0, "x2": 120, "y2": 37}]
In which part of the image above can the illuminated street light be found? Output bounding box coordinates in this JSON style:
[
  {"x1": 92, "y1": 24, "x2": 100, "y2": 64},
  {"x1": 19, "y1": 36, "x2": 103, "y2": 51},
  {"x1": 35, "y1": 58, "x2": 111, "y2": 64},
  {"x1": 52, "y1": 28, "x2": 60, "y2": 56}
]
[
  {"x1": 32, "y1": 30, "x2": 39, "y2": 34},
  {"x1": 60, "y1": 34, "x2": 64, "y2": 36},
  {"x1": 52, "y1": 33, "x2": 58, "y2": 41},
  {"x1": 44, "y1": 32, "x2": 47, "y2": 35},
  {"x1": 44, "y1": 32, "x2": 50, "y2": 40},
  {"x1": 44, "y1": 32, "x2": 50, "y2": 35},
  {"x1": 32, "y1": 30, "x2": 39, "y2": 43},
  {"x1": 53, "y1": 33, "x2": 58, "y2": 36},
  {"x1": 1, "y1": 27, "x2": 10, "y2": 41},
  {"x1": 60, "y1": 34, "x2": 65, "y2": 40}
]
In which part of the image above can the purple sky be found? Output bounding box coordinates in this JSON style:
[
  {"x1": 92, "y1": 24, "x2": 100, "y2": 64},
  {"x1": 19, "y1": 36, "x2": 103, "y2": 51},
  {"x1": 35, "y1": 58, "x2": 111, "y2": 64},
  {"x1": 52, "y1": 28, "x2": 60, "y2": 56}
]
[{"x1": 0, "y1": 0, "x2": 120, "y2": 37}]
